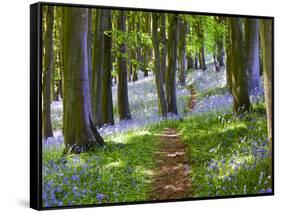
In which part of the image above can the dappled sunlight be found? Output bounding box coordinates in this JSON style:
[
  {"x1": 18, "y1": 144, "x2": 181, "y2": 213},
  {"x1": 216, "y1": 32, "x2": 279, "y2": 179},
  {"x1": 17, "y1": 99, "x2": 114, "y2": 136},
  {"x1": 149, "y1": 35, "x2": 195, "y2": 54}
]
[
  {"x1": 39, "y1": 4, "x2": 273, "y2": 208},
  {"x1": 104, "y1": 160, "x2": 125, "y2": 169}
]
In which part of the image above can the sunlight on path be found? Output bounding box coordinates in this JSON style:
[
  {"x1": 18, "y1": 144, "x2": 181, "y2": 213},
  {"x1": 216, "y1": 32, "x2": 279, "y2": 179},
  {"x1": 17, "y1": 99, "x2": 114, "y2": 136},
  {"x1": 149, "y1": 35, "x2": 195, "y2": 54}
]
[{"x1": 150, "y1": 128, "x2": 192, "y2": 200}]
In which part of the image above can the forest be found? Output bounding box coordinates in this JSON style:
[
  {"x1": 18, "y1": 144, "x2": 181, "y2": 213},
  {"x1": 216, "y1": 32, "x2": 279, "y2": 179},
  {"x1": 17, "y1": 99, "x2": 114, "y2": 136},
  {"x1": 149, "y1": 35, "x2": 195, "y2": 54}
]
[{"x1": 41, "y1": 5, "x2": 273, "y2": 208}]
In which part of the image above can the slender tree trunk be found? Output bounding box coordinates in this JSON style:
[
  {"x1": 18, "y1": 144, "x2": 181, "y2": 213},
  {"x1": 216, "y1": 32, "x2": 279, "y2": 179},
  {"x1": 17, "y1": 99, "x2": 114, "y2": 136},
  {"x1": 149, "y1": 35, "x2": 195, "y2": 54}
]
[
  {"x1": 260, "y1": 19, "x2": 273, "y2": 187},
  {"x1": 196, "y1": 19, "x2": 207, "y2": 71},
  {"x1": 58, "y1": 7, "x2": 64, "y2": 100},
  {"x1": 226, "y1": 20, "x2": 232, "y2": 92},
  {"x1": 136, "y1": 13, "x2": 142, "y2": 80},
  {"x1": 159, "y1": 14, "x2": 167, "y2": 84},
  {"x1": 178, "y1": 18, "x2": 187, "y2": 86},
  {"x1": 143, "y1": 13, "x2": 151, "y2": 77},
  {"x1": 228, "y1": 17, "x2": 250, "y2": 113},
  {"x1": 186, "y1": 24, "x2": 194, "y2": 70},
  {"x1": 152, "y1": 14, "x2": 168, "y2": 116},
  {"x1": 245, "y1": 19, "x2": 260, "y2": 93},
  {"x1": 42, "y1": 6, "x2": 54, "y2": 138},
  {"x1": 63, "y1": 8, "x2": 104, "y2": 151},
  {"x1": 213, "y1": 53, "x2": 220, "y2": 71},
  {"x1": 216, "y1": 17, "x2": 225, "y2": 67},
  {"x1": 166, "y1": 14, "x2": 179, "y2": 114},
  {"x1": 187, "y1": 53, "x2": 194, "y2": 69},
  {"x1": 92, "y1": 9, "x2": 106, "y2": 127},
  {"x1": 195, "y1": 52, "x2": 199, "y2": 70},
  {"x1": 217, "y1": 42, "x2": 224, "y2": 67},
  {"x1": 102, "y1": 10, "x2": 114, "y2": 125},
  {"x1": 200, "y1": 45, "x2": 207, "y2": 70},
  {"x1": 117, "y1": 11, "x2": 132, "y2": 120},
  {"x1": 87, "y1": 9, "x2": 93, "y2": 104}
]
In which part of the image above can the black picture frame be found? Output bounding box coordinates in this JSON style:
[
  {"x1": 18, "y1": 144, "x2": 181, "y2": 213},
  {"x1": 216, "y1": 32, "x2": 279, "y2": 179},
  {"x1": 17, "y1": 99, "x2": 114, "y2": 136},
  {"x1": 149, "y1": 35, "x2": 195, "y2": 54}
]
[{"x1": 30, "y1": 1, "x2": 274, "y2": 210}]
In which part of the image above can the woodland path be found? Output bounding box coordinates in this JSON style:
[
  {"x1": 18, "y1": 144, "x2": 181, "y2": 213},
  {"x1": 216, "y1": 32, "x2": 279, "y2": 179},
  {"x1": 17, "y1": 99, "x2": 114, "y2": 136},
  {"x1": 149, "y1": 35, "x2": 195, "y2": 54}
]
[
  {"x1": 187, "y1": 84, "x2": 197, "y2": 112},
  {"x1": 150, "y1": 128, "x2": 193, "y2": 200}
]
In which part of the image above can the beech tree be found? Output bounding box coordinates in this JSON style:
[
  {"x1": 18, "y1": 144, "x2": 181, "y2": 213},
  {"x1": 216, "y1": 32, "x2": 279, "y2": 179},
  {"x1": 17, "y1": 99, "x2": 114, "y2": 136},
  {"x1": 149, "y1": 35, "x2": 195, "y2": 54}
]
[
  {"x1": 152, "y1": 13, "x2": 168, "y2": 116},
  {"x1": 92, "y1": 9, "x2": 106, "y2": 127},
  {"x1": 42, "y1": 6, "x2": 54, "y2": 138},
  {"x1": 117, "y1": 11, "x2": 132, "y2": 120},
  {"x1": 101, "y1": 9, "x2": 114, "y2": 125},
  {"x1": 166, "y1": 14, "x2": 179, "y2": 114},
  {"x1": 63, "y1": 8, "x2": 104, "y2": 151},
  {"x1": 245, "y1": 19, "x2": 260, "y2": 93},
  {"x1": 159, "y1": 14, "x2": 167, "y2": 83},
  {"x1": 178, "y1": 18, "x2": 188, "y2": 86},
  {"x1": 260, "y1": 19, "x2": 273, "y2": 184},
  {"x1": 227, "y1": 17, "x2": 250, "y2": 113}
]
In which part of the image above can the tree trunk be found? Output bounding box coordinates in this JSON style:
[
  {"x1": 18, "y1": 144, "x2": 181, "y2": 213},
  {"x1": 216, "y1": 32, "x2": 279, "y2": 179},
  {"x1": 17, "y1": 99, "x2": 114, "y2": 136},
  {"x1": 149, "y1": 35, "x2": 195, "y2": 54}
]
[
  {"x1": 200, "y1": 45, "x2": 207, "y2": 70},
  {"x1": 136, "y1": 13, "x2": 142, "y2": 80},
  {"x1": 187, "y1": 53, "x2": 194, "y2": 69},
  {"x1": 196, "y1": 19, "x2": 207, "y2": 71},
  {"x1": 228, "y1": 17, "x2": 250, "y2": 113},
  {"x1": 58, "y1": 7, "x2": 64, "y2": 100},
  {"x1": 216, "y1": 17, "x2": 225, "y2": 67},
  {"x1": 213, "y1": 53, "x2": 220, "y2": 71},
  {"x1": 143, "y1": 13, "x2": 151, "y2": 77},
  {"x1": 152, "y1": 14, "x2": 168, "y2": 117},
  {"x1": 63, "y1": 8, "x2": 104, "y2": 151},
  {"x1": 260, "y1": 19, "x2": 273, "y2": 187},
  {"x1": 87, "y1": 9, "x2": 93, "y2": 104},
  {"x1": 195, "y1": 52, "x2": 199, "y2": 70},
  {"x1": 102, "y1": 10, "x2": 114, "y2": 125},
  {"x1": 92, "y1": 9, "x2": 106, "y2": 127},
  {"x1": 42, "y1": 6, "x2": 54, "y2": 138},
  {"x1": 225, "y1": 19, "x2": 232, "y2": 92},
  {"x1": 117, "y1": 11, "x2": 132, "y2": 120},
  {"x1": 245, "y1": 19, "x2": 260, "y2": 93},
  {"x1": 159, "y1": 14, "x2": 167, "y2": 84},
  {"x1": 178, "y1": 18, "x2": 187, "y2": 86},
  {"x1": 166, "y1": 14, "x2": 179, "y2": 115}
]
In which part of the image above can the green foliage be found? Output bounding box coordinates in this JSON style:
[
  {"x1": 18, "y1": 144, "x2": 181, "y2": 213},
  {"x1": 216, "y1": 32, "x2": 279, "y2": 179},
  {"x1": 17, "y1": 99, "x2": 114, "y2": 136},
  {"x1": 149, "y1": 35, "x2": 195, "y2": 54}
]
[
  {"x1": 178, "y1": 104, "x2": 271, "y2": 197},
  {"x1": 196, "y1": 86, "x2": 228, "y2": 100},
  {"x1": 43, "y1": 129, "x2": 158, "y2": 206}
]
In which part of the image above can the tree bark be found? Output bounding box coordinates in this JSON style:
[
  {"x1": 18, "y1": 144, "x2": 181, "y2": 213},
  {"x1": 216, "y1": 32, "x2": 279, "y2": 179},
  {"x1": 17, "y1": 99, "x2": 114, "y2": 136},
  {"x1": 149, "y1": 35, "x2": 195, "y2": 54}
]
[
  {"x1": 199, "y1": 45, "x2": 207, "y2": 70},
  {"x1": 216, "y1": 17, "x2": 225, "y2": 67},
  {"x1": 195, "y1": 52, "x2": 199, "y2": 70},
  {"x1": 102, "y1": 10, "x2": 114, "y2": 125},
  {"x1": 245, "y1": 19, "x2": 260, "y2": 93},
  {"x1": 228, "y1": 17, "x2": 250, "y2": 113},
  {"x1": 143, "y1": 12, "x2": 151, "y2": 77},
  {"x1": 166, "y1": 14, "x2": 179, "y2": 115},
  {"x1": 152, "y1": 14, "x2": 168, "y2": 117},
  {"x1": 117, "y1": 11, "x2": 132, "y2": 120},
  {"x1": 87, "y1": 9, "x2": 93, "y2": 105},
  {"x1": 196, "y1": 18, "x2": 207, "y2": 71},
  {"x1": 159, "y1": 14, "x2": 167, "y2": 84},
  {"x1": 178, "y1": 18, "x2": 187, "y2": 86},
  {"x1": 92, "y1": 9, "x2": 106, "y2": 127},
  {"x1": 260, "y1": 19, "x2": 273, "y2": 187},
  {"x1": 42, "y1": 6, "x2": 54, "y2": 138},
  {"x1": 63, "y1": 8, "x2": 104, "y2": 151}
]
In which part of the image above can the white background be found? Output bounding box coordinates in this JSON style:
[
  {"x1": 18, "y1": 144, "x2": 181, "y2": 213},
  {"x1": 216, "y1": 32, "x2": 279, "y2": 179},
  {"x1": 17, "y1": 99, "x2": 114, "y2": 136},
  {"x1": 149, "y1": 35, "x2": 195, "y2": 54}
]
[{"x1": 0, "y1": 0, "x2": 279, "y2": 212}]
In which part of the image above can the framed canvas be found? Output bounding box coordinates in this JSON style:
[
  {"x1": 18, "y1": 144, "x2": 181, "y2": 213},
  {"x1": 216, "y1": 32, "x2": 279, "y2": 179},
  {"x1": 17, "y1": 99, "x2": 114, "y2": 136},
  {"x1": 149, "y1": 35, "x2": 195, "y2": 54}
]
[{"x1": 30, "y1": 1, "x2": 274, "y2": 210}]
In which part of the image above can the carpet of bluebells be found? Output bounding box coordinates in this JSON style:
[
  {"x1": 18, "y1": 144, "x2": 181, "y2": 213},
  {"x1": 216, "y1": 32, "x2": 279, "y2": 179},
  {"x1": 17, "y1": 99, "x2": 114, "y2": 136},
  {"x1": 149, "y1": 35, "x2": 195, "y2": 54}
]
[
  {"x1": 43, "y1": 65, "x2": 271, "y2": 207},
  {"x1": 178, "y1": 105, "x2": 271, "y2": 197}
]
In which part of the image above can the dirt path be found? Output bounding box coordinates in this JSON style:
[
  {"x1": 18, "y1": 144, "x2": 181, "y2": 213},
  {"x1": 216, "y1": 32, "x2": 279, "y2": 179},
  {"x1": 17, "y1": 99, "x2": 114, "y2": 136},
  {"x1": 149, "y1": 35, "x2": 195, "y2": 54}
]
[
  {"x1": 187, "y1": 85, "x2": 197, "y2": 112},
  {"x1": 150, "y1": 128, "x2": 192, "y2": 200}
]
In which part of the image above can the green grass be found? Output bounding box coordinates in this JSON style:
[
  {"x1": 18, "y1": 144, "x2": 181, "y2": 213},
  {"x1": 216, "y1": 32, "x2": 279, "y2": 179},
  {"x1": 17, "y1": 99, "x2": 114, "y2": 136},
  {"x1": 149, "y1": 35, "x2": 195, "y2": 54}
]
[
  {"x1": 43, "y1": 103, "x2": 271, "y2": 207},
  {"x1": 177, "y1": 103, "x2": 271, "y2": 197},
  {"x1": 196, "y1": 86, "x2": 229, "y2": 100},
  {"x1": 42, "y1": 129, "x2": 160, "y2": 207}
]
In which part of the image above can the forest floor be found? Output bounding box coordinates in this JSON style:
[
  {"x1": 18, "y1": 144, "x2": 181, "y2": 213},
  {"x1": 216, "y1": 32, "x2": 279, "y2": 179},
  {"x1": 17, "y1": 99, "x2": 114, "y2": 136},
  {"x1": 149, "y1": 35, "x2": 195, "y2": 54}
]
[
  {"x1": 43, "y1": 64, "x2": 271, "y2": 208},
  {"x1": 150, "y1": 128, "x2": 192, "y2": 200}
]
